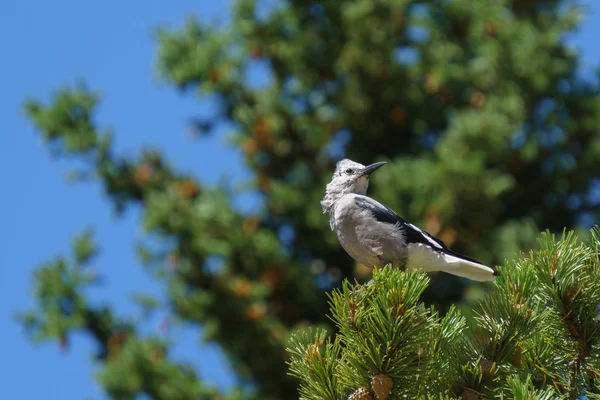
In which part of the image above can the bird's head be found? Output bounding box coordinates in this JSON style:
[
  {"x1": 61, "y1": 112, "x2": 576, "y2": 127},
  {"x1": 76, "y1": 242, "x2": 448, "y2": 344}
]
[{"x1": 320, "y1": 159, "x2": 386, "y2": 213}]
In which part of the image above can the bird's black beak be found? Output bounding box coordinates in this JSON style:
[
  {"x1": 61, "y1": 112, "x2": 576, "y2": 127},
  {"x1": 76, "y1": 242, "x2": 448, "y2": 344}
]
[{"x1": 358, "y1": 161, "x2": 387, "y2": 177}]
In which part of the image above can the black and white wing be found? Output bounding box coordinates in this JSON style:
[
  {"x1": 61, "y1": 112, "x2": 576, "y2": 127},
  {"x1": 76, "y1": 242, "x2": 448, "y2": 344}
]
[{"x1": 354, "y1": 197, "x2": 498, "y2": 281}]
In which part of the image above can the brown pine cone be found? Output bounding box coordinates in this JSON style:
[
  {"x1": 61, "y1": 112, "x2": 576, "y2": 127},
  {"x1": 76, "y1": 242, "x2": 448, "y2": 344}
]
[
  {"x1": 460, "y1": 388, "x2": 480, "y2": 400},
  {"x1": 371, "y1": 373, "x2": 393, "y2": 400},
  {"x1": 348, "y1": 388, "x2": 374, "y2": 400}
]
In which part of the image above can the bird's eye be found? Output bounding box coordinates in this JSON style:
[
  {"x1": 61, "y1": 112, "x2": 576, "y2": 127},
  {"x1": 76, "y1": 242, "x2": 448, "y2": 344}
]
[{"x1": 345, "y1": 168, "x2": 354, "y2": 174}]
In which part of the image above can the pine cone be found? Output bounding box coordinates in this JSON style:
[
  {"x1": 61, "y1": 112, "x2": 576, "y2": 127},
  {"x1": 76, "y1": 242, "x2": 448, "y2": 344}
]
[
  {"x1": 460, "y1": 389, "x2": 479, "y2": 400},
  {"x1": 477, "y1": 359, "x2": 496, "y2": 378},
  {"x1": 348, "y1": 388, "x2": 373, "y2": 400},
  {"x1": 371, "y1": 373, "x2": 393, "y2": 400}
]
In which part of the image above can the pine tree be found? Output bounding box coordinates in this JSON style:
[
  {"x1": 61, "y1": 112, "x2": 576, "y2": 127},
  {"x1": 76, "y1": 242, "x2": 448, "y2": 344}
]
[
  {"x1": 288, "y1": 229, "x2": 600, "y2": 399},
  {"x1": 19, "y1": 1, "x2": 600, "y2": 399}
]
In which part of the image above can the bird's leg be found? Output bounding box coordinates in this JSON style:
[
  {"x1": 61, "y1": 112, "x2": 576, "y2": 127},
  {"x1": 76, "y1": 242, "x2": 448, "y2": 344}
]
[
  {"x1": 395, "y1": 258, "x2": 408, "y2": 271},
  {"x1": 378, "y1": 256, "x2": 406, "y2": 271},
  {"x1": 350, "y1": 278, "x2": 373, "y2": 296},
  {"x1": 377, "y1": 256, "x2": 391, "y2": 269}
]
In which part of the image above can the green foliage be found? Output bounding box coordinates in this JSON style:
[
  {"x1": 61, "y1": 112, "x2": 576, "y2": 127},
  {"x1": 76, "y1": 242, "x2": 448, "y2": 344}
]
[
  {"x1": 24, "y1": 86, "x2": 101, "y2": 155},
  {"x1": 503, "y1": 375, "x2": 559, "y2": 400},
  {"x1": 329, "y1": 269, "x2": 440, "y2": 394},
  {"x1": 19, "y1": 0, "x2": 600, "y2": 399},
  {"x1": 288, "y1": 229, "x2": 600, "y2": 399},
  {"x1": 18, "y1": 232, "x2": 99, "y2": 343},
  {"x1": 288, "y1": 328, "x2": 343, "y2": 400},
  {"x1": 18, "y1": 232, "x2": 241, "y2": 400}
]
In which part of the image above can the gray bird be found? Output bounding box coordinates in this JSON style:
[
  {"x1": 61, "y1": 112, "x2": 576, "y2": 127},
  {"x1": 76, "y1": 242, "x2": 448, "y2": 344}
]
[{"x1": 321, "y1": 159, "x2": 498, "y2": 281}]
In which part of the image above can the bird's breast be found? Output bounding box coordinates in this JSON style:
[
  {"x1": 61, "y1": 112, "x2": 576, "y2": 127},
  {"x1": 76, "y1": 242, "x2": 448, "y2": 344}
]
[{"x1": 332, "y1": 195, "x2": 404, "y2": 268}]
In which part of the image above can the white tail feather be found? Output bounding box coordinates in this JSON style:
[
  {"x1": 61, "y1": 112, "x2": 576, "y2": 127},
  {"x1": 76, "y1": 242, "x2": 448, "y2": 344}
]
[{"x1": 406, "y1": 243, "x2": 496, "y2": 282}]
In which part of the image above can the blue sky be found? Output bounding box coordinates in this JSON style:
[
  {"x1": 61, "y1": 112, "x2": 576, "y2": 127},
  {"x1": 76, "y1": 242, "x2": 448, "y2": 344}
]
[{"x1": 0, "y1": 1, "x2": 599, "y2": 399}]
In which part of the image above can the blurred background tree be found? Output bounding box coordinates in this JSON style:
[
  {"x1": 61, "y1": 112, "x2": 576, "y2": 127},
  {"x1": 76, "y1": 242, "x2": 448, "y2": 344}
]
[{"x1": 19, "y1": 0, "x2": 600, "y2": 399}]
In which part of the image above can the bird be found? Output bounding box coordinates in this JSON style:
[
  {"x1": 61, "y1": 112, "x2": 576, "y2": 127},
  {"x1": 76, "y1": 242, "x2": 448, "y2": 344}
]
[{"x1": 321, "y1": 159, "x2": 498, "y2": 282}]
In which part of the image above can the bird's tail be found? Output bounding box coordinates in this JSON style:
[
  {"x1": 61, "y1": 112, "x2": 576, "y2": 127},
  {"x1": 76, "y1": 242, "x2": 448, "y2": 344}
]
[{"x1": 441, "y1": 250, "x2": 498, "y2": 282}]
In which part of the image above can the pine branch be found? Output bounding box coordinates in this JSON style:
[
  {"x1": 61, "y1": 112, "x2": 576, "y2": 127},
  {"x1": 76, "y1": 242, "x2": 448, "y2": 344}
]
[{"x1": 289, "y1": 229, "x2": 600, "y2": 399}]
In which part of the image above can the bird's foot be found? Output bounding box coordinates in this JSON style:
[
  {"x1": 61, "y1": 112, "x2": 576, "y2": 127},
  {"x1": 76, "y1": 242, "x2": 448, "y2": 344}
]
[{"x1": 350, "y1": 279, "x2": 373, "y2": 296}]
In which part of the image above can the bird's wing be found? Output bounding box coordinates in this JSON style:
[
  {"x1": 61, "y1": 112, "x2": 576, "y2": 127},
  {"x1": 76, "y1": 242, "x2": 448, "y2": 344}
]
[
  {"x1": 354, "y1": 196, "x2": 493, "y2": 269},
  {"x1": 354, "y1": 197, "x2": 445, "y2": 248}
]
